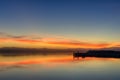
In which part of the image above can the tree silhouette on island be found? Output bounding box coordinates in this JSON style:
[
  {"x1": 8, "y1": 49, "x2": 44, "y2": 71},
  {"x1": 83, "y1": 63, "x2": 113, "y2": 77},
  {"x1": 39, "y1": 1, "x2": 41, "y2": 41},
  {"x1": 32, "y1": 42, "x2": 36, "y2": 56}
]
[{"x1": 73, "y1": 50, "x2": 120, "y2": 58}]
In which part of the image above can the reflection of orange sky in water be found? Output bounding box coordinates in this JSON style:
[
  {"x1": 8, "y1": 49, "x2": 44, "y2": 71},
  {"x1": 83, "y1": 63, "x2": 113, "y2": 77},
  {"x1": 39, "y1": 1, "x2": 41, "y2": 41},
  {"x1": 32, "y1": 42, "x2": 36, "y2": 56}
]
[{"x1": 0, "y1": 55, "x2": 119, "y2": 67}]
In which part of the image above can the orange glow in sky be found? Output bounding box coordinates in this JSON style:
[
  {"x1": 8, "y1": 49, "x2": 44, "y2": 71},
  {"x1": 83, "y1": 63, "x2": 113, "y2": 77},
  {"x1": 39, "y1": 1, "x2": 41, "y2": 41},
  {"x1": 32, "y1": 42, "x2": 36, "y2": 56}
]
[
  {"x1": 0, "y1": 32, "x2": 119, "y2": 49},
  {"x1": 0, "y1": 36, "x2": 119, "y2": 49}
]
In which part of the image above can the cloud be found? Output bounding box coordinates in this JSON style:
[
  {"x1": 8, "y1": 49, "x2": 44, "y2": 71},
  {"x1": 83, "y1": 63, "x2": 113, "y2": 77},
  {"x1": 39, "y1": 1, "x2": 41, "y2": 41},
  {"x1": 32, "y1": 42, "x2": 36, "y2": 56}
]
[
  {"x1": 16, "y1": 39, "x2": 42, "y2": 43},
  {"x1": 0, "y1": 32, "x2": 26, "y2": 39},
  {"x1": 46, "y1": 41, "x2": 111, "y2": 48},
  {"x1": 0, "y1": 32, "x2": 119, "y2": 48},
  {"x1": 0, "y1": 32, "x2": 12, "y2": 38},
  {"x1": 0, "y1": 32, "x2": 41, "y2": 39},
  {"x1": 116, "y1": 45, "x2": 120, "y2": 47}
]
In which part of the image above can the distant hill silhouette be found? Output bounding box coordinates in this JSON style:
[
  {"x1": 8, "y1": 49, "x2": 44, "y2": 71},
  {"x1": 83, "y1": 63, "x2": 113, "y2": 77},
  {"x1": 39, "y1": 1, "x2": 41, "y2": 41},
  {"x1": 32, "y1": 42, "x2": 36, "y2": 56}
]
[{"x1": 0, "y1": 47, "x2": 87, "y2": 56}]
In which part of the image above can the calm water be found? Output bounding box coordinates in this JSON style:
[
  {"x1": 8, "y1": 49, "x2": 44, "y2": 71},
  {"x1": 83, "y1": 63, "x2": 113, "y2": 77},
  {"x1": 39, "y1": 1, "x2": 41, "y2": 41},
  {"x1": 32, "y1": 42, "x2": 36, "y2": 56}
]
[{"x1": 0, "y1": 53, "x2": 120, "y2": 80}]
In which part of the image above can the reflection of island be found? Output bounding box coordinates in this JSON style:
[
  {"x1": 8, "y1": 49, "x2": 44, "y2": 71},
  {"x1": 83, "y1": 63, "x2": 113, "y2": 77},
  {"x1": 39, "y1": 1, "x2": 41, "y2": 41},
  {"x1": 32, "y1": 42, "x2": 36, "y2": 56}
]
[
  {"x1": 73, "y1": 50, "x2": 120, "y2": 58},
  {"x1": 0, "y1": 54, "x2": 118, "y2": 72}
]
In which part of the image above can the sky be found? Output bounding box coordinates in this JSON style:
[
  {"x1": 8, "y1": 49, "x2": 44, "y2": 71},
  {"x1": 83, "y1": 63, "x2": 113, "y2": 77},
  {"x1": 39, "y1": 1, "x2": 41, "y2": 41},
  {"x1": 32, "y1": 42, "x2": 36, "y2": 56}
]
[{"x1": 0, "y1": 0, "x2": 120, "y2": 49}]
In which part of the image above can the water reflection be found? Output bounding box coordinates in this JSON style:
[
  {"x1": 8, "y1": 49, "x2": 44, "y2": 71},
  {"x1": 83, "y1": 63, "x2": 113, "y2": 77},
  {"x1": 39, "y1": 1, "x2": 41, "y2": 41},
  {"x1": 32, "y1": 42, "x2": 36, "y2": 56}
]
[
  {"x1": 0, "y1": 54, "x2": 119, "y2": 71},
  {"x1": 0, "y1": 53, "x2": 120, "y2": 80}
]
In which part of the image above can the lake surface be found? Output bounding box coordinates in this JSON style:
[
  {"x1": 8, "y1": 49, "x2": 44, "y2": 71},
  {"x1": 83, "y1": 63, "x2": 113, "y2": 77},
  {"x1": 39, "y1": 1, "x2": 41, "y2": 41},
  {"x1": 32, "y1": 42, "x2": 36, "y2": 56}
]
[{"x1": 0, "y1": 53, "x2": 120, "y2": 80}]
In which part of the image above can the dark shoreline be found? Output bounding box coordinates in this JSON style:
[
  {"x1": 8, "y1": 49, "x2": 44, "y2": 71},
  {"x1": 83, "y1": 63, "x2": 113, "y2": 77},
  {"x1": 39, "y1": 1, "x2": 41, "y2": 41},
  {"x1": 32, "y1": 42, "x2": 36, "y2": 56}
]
[{"x1": 73, "y1": 50, "x2": 120, "y2": 58}]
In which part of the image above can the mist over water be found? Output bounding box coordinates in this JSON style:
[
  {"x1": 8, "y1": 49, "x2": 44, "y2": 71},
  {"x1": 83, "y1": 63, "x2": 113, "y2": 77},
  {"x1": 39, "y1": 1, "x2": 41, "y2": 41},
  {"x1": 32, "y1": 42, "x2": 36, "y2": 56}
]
[{"x1": 0, "y1": 53, "x2": 120, "y2": 80}]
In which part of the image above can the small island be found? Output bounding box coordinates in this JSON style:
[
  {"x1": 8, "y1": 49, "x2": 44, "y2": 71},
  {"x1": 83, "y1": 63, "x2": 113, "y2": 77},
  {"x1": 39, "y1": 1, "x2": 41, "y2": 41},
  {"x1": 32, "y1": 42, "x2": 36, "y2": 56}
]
[{"x1": 73, "y1": 50, "x2": 120, "y2": 58}]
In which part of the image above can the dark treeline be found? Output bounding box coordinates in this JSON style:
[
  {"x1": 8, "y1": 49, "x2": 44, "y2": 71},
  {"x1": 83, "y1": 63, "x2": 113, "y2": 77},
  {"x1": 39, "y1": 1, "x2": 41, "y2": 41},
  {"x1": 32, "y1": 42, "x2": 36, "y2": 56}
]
[{"x1": 0, "y1": 47, "x2": 87, "y2": 56}]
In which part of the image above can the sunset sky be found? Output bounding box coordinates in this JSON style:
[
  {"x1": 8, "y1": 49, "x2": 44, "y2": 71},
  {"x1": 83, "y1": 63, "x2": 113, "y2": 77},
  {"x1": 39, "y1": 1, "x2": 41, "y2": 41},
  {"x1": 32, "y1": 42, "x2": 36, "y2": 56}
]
[{"x1": 0, "y1": 0, "x2": 120, "y2": 49}]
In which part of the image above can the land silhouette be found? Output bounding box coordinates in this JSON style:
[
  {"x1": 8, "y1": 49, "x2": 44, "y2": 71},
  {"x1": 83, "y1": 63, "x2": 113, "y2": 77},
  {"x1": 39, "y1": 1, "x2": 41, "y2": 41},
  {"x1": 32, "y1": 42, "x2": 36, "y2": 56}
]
[
  {"x1": 0, "y1": 47, "x2": 120, "y2": 58},
  {"x1": 0, "y1": 47, "x2": 86, "y2": 56},
  {"x1": 73, "y1": 50, "x2": 120, "y2": 58}
]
